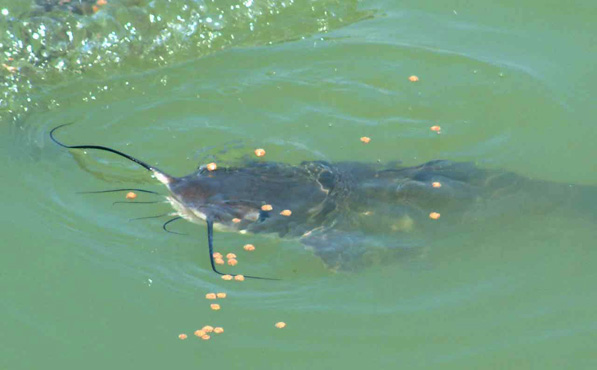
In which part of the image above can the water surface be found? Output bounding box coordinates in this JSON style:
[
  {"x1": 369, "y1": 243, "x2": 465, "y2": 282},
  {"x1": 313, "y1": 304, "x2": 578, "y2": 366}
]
[{"x1": 1, "y1": 0, "x2": 596, "y2": 368}]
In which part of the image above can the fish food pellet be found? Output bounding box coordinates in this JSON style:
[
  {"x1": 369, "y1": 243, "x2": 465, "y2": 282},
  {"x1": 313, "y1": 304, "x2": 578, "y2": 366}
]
[
  {"x1": 221, "y1": 275, "x2": 233, "y2": 281},
  {"x1": 261, "y1": 204, "x2": 273, "y2": 211},
  {"x1": 243, "y1": 244, "x2": 255, "y2": 251},
  {"x1": 232, "y1": 218, "x2": 241, "y2": 223},
  {"x1": 234, "y1": 274, "x2": 245, "y2": 281},
  {"x1": 205, "y1": 293, "x2": 217, "y2": 300},
  {"x1": 430, "y1": 125, "x2": 441, "y2": 132},
  {"x1": 409, "y1": 75, "x2": 419, "y2": 82},
  {"x1": 227, "y1": 259, "x2": 238, "y2": 266},
  {"x1": 178, "y1": 334, "x2": 188, "y2": 340},
  {"x1": 280, "y1": 210, "x2": 292, "y2": 216},
  {"x1": 194, "y1": 330, "x2": 206, "y2": 337},
  {"x1": 210, "y1": 304, "x2": 221, "y2": 311},
  {"x1": 226, "y1": 253, "x2": 237, "y2": 259},
  {"x1": 254, "y1": 148, "x2": 266, "y2": 157},
  {"x1": 206, "y1": 163, "x2": 217, "y2": 171},
  {"x1": 212, "y1": 252, "x2": 222, "y2": 259},
  {"x1": 201, "y1": 334, "x2": 210, "y2": 340},
  {"x1": 275, "y1": 322, "x2": 286, "y2": 329},
  {"x1": 360, "y1": 136, "x2": 371, "y2": 144},
  {"x1": 429, "y1": 212, "x2": 441, "y2": 220},
  {"x1": 125, "y1": 192, "x2": 137, "y2": 200},
  {"x1": 202, "y1": 326, "x2": 214, "y2": 333},
  {"x1": 215, "y1": 258, "x2": 225, "y2": 265},
  {"x1": 213, "y1": 327, "x2": 224, "y2": 334},
  {"x1": 216, "y1": 292, "x2": 227, "y2": 299},
  {"x1": 432, "y1": 182, "x2": 442, "y2": 188}
]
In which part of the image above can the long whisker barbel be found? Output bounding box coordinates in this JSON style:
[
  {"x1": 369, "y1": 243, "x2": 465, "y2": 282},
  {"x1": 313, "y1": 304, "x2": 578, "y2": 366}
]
[
  {"x1": 78, "y1": 189, "x2": 160, "y2": 195},
  {"x1": 51, "y1": 123, "x2": 279, "y2": 281}
]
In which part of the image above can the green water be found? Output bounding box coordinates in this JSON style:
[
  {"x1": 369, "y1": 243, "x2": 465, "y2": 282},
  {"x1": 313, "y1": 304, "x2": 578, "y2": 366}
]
[{"x1": 2, "y1": 0, "x2": 596, "y2": 368}]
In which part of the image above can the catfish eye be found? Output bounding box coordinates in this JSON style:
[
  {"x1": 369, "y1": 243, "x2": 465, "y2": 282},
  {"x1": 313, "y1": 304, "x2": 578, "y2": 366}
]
[{"x1": 258, "y1": 210, "x2": 270, "y2": 223}]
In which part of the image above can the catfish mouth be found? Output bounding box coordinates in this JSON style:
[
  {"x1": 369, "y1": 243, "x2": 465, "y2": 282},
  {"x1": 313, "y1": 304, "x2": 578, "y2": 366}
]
[{"x1": 166, "y1": 195, "x2": 207, "y2": 224}]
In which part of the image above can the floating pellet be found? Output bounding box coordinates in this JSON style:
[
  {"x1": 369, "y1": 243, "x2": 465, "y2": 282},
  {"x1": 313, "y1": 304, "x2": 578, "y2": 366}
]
[
  {"x1": 275, "y1": 322, "x2": 286, "y2": 329},
  {"x1": 254, "y1": 148, "x2": 266, "y2": 157},
  {"x1": 360, "y1": 136, "x2": 371, "y2": 144},
  {"x1": 232, "y1": 218, "x2": 241, "y2": 223},
  {"x1": 432, "y1": 182, "x2": 442, "y2": 188},
  {"x1": 194, "y1": 330, "x2": 206, "y2": 337},
  {"x1": 201, "y1": 334, "x2": 210, "y2": 340},
  {"x1": 216, "y1": 292, "x2": 227, "y2": 299},
  {"x1": 226, "y1": 253, "x2": 237, "y2": 259},
  {"x1": 243, "y1": 244, "x2": 255, "y2": 251},
  {"x1": 206, "y1": 162, "x2": 217, "y2": 171},
  {"x1": 125, "y1": 192, "x2": 137, "y2": 200},
  {"x1": 261, "y1": 204, "x2": 273, "y2": 211},
  {"x1": 430, "y1": 125, "x2": 441, "y2": 132},
  {"x1": 205, "y1": 293, "x2": 216, "y2": 300},
  {"x1": 429, "y1": 212, "x2": 441, "y2": 220},
  {"x1": 202, "y1": 326, "x2": 214, "y2": 333},
  {"x1": 221, "y1": 274, "x2": 233, "y2": 281},
  {"x1": 97, "y1": 0, "x2": 107, "y2": 5},
  {"x1": 280, "y1": 210, "x2": 292, "y2": 216},
  {"x1": 215, "y1": 258, "x2": 225, "y2": 265},
  {"x1": 178, "y1": 333, "x2": 188, "y2": 340},
  {"x1": 212, "y1": 252, "x2": 222, "y2": 259},
  {"x1": 213, "y1": 327, "x2": 224, "y2": 334},
  {"x1": 234, "y1": 274, "x2": 245, "y2": 281},
  {"x1": 228, "y1": 259, "x2": 238, "y2": 266},
  {"x1": 409, "y1": 75, "x2": 419, "y2": 82},
  {"x1": 210, "y1": 304, "x2": 221, "y2": 311}
]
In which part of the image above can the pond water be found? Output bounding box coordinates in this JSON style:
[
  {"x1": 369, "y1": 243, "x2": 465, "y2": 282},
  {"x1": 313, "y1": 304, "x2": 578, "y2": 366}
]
[{"x1": 1, "y1": 0, "x2": 596, "y2": 368}]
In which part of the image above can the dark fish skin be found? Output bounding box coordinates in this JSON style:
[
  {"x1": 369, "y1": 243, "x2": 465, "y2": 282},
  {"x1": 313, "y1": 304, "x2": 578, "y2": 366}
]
[{"x1": 167, "y1": 159, "x2": 596, "y2": 270}]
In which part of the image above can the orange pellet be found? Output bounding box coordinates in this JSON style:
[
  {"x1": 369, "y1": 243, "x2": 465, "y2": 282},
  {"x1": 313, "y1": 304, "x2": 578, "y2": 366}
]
[
  {"x1": 280, "y1": 209, "x2": 292, "y2": 216},
  {"x1": 409, "y1": 75, "x2": 419, "y2": 82},
  {"x1": 232, "y1": 218, "x2": 241, "y2": 223},
  {"x1": 226, "y1": 253, "x2": 237, "y2": 259},
  {"x1": 210, "y1": 304, "x2": 221, "y2": 311},
  {"x1": 206, "y1": 162, "x2": 217, "y2": 171},
  {"x1": 275, "y1": 322, "x2": 286, "y2": 329},
  {"x1": 216, "y1": 292, "x2": 227, "y2": 299},
  {"x1": 194, "y1": 330, "x2": 206, "y2": 337},
  {"x1": 212, "y1": 252, "x2": 222, "y2": 259},
  {"x1": 429, "y1": 212, "x2": 441, "y2": 220},
  {"x1": 215, "y1": 258, "x2": 225, "y2": 265},
  {"x1": 243, "y1": 244, "x2": 255, "y2": 251},
  {"x1": 92, "y1": 5, "x2": 99, "y2": 12},
  {"x1": 228, "y1": 259, "x2": 238, "y2": 266},
  {"x1": 178, "y1": 333, "x2": 188, "y2": 340},
  {"x1": 125, "y1": 192, "x2": 137, "y2": 200},
  {"x1": 205, "y1": 293, "x2": 217, "y2": 300},
  {"x1": 201, "y1": 334, "x2": 210, "y2": 340},
  {"x1": 213, "y1": 327, "x2": 224, "y2": 334},
  {"x1": 432, "y1": 182, "x2": 442, "y2": 188},
  {"x1": 254, "y1": 148, "x2": 266, "y2": 157},
  {"x1": 261, "y1": 204, "x2": 273, "y2": 211},
  {"x1": 221, "y1": 274, "x2": 233, "y2": 281},
  {"x1": 234, "y1": 274, "x2": 245, "y2": 281},
  {"x1": 96, "y1": 0, "x2": 107, "y2": 5},
  {"x1": 202, "y1": 325, "x2": 214, "y2": 333},
  {"x1": 430, "y1": 125, "x2": 441, "y2": 132},
  {"x1": 360, "y1": 136, "x2": 371, "y2": 144}
]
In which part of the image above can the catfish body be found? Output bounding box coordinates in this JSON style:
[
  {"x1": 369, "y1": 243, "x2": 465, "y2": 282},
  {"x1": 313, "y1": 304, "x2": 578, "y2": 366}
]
[
  {"x1": 50, "y1": 124, "x2": 595, "y2": 273},
  {"x1": 165, "y1": 159, "x2": 595, "y2": 270}
]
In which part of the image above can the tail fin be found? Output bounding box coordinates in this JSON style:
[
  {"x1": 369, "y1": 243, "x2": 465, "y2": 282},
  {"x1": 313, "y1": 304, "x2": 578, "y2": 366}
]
[{"x1": 50, "y1": 123, "x2": 175, "y2": 185}]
